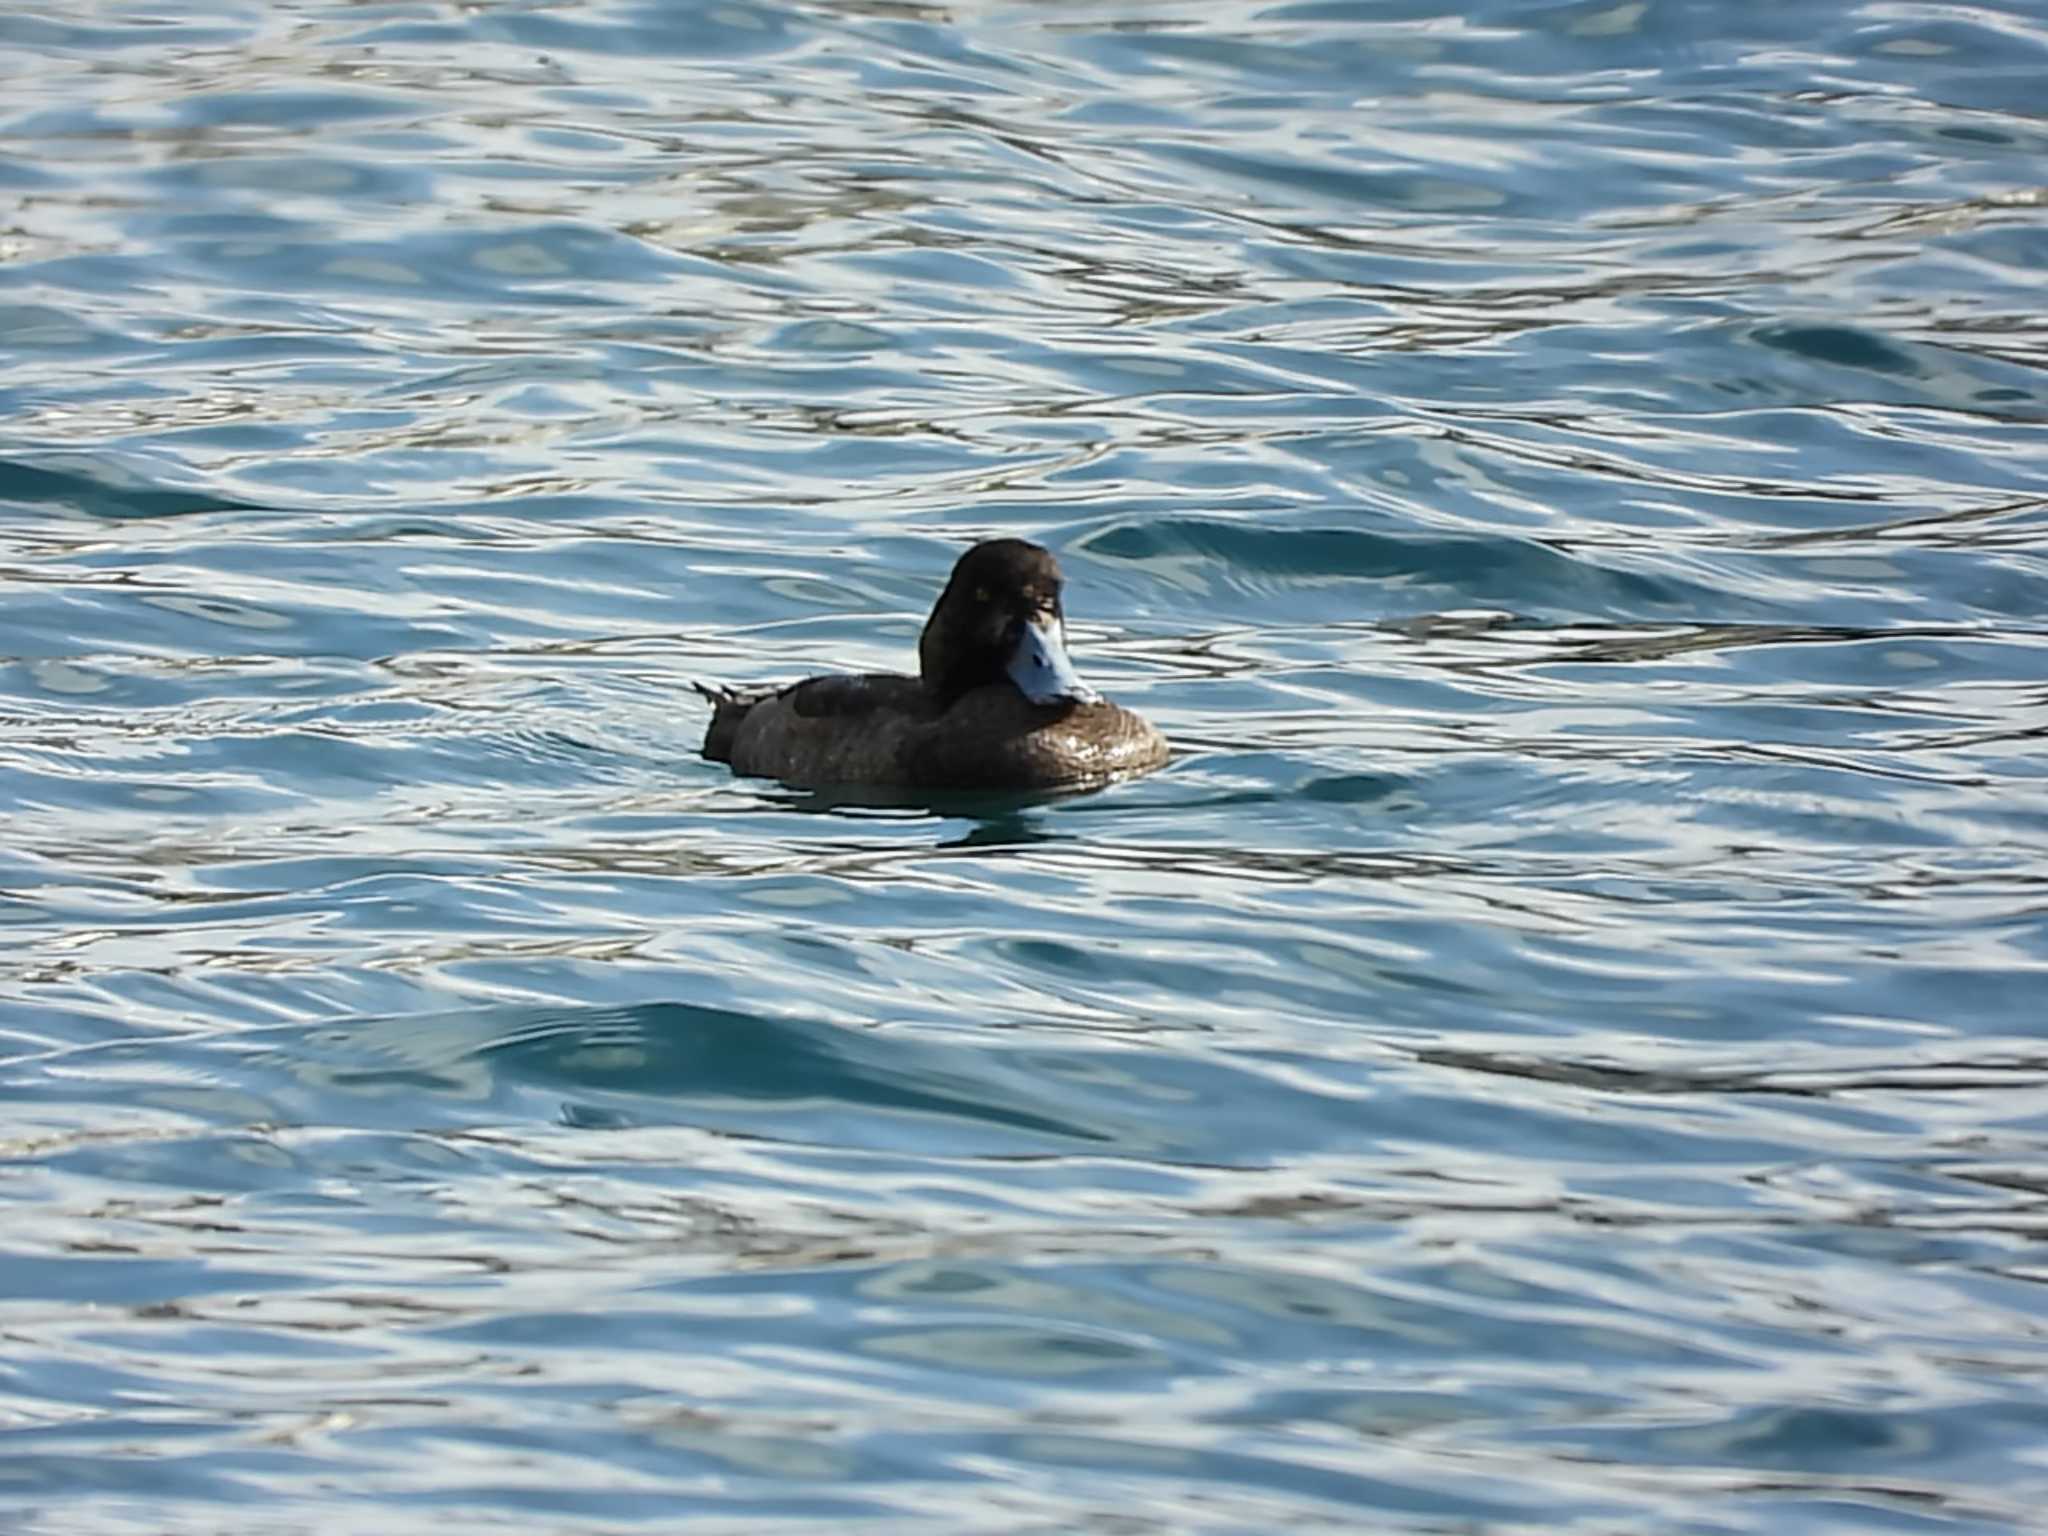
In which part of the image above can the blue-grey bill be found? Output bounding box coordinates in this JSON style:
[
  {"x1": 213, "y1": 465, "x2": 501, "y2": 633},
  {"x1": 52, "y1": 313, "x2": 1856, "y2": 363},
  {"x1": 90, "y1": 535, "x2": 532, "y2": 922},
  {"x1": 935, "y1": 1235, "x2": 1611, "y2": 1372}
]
[{"x1": 1007, "y1": 616, "x2": 1101, "y2": 706}]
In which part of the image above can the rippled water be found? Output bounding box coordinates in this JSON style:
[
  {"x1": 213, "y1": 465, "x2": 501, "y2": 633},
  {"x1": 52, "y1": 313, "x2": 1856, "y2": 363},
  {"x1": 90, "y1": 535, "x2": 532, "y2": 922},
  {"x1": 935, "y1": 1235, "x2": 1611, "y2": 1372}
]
[{"x1": 5, "y1": 0, "x2": 2048, "y2": 1531}]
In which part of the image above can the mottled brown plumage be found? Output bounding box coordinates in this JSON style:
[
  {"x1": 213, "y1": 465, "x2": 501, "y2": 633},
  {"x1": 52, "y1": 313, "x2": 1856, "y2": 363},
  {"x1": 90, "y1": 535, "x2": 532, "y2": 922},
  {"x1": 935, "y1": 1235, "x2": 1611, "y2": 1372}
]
[{"x1": 698, "y1": 540, "x2": 1168, "y2": 791}]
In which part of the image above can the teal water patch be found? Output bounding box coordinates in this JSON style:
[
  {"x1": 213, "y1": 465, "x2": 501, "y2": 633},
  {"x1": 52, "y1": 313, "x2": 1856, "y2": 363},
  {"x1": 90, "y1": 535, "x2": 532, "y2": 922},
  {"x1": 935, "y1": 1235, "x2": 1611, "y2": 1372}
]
[
  {"x1": 1078, "y1": 513, "x2": 1727, "y2": 622},
  {"x1": 0, "y1": 455, "x2": 257, "y2": 520}
]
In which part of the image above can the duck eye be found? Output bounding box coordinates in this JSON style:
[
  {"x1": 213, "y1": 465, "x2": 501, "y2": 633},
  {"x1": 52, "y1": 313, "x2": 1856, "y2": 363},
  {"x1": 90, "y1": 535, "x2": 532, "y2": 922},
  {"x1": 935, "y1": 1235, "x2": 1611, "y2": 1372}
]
[{"x1": 974, "y1": 586, "x2": 991, "y2": 604}]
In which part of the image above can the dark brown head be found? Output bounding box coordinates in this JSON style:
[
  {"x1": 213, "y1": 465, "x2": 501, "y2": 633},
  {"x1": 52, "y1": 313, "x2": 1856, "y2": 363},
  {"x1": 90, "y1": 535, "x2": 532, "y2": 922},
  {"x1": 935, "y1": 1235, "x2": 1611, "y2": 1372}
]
[{"x1": 917, "y1": 539, "x2": 1102, "y2": 711}]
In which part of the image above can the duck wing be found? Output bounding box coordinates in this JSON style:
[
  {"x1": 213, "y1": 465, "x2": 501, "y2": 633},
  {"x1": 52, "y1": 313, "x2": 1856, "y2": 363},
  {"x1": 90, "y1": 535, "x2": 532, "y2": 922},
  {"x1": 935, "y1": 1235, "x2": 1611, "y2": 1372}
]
[{"x1": 694, "y1": 674, "x2": 926, "y2": 766}]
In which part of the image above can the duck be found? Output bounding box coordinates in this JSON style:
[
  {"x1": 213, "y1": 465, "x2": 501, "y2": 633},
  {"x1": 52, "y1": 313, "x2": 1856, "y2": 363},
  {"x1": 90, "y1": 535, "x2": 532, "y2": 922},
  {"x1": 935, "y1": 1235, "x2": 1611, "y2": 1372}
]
[{"x1": 697, "y1": 539, "x2": 1168, "y2": 791}]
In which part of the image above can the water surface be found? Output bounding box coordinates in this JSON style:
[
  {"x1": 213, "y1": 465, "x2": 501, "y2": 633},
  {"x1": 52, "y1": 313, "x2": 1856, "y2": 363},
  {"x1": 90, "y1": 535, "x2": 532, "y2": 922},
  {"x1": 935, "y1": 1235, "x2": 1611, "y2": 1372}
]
[{"x1": 4, "y1": 0, "x2": 2048, "y2": 1532}]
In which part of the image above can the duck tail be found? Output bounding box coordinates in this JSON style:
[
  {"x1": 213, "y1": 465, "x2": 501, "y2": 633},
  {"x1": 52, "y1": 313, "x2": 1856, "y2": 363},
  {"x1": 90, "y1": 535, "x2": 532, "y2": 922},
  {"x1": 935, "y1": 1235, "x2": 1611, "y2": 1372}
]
[{"x1": 692, "y1": 681, "x2": 755, "y2": 764}]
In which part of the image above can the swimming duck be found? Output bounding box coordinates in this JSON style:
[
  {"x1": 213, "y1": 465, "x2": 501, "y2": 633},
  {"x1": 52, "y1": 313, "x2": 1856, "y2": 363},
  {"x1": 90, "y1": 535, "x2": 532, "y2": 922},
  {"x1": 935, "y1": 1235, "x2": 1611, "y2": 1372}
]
[{"x1": 698, "y1": 539, "x2": 1168, "y2": 791}]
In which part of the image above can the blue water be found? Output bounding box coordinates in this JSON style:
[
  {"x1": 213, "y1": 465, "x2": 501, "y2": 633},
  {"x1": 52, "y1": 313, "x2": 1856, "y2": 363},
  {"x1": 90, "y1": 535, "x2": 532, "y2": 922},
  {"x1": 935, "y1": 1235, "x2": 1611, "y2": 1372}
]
[{"x1": 5, "y1": 0, "x2": 2048, "y2": 1530}]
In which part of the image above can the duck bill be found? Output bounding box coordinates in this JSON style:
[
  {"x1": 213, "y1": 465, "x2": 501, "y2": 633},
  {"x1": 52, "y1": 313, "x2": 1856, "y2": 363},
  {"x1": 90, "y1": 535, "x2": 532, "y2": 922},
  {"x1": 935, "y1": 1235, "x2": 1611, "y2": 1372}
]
[{"x1": 1007, "y1": 615, "x2": 1101, "y2": 706}]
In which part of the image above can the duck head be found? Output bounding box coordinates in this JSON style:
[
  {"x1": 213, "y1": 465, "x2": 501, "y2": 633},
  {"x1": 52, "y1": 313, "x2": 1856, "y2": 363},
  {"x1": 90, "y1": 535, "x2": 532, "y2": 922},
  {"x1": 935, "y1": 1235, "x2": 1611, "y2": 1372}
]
[{"x1": 919, "y1": 539, "x2": 1103, "y2": 711}]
